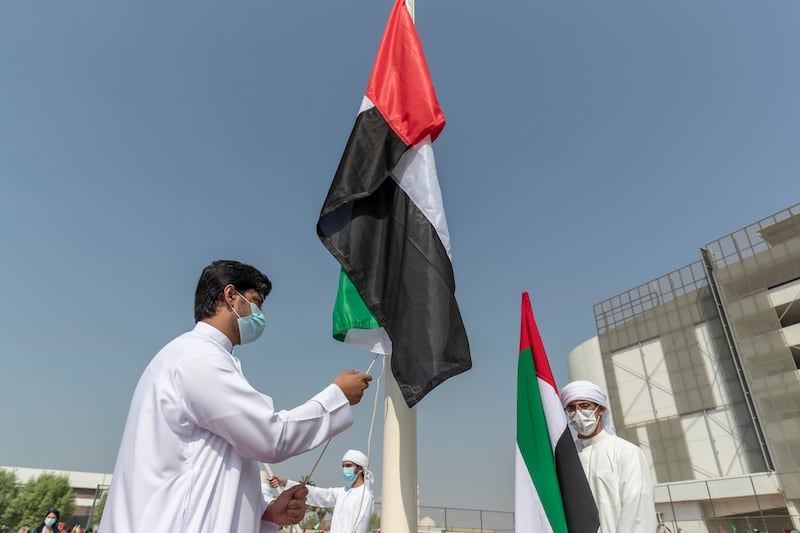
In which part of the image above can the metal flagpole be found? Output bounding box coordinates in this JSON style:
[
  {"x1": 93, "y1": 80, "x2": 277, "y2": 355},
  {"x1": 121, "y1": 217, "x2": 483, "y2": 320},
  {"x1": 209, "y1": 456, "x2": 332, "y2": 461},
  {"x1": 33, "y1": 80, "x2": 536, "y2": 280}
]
[
  {"x1": 382, "y1": 3, "x2": 419, "y2": 532},
  {"x1": 382, "y1": 5, "x2": 418, "y2": 531}
]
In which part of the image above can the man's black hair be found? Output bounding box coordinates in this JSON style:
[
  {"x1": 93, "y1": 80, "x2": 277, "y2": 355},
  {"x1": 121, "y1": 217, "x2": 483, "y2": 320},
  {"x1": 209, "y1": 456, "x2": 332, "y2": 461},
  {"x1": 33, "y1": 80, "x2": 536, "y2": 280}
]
[{"x1": 194, "y1": 260, "x2": 272, "y2": 321}]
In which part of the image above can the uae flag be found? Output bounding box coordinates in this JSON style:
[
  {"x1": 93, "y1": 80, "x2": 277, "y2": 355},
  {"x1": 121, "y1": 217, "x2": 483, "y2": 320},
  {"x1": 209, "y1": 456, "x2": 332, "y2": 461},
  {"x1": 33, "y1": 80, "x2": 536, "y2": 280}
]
[
  {"x1": 317, "y1": 0, "x2": 470, "y2": 408},
  {"x1": 516, "y1": 292, "x2": 599, "y2": 532}
]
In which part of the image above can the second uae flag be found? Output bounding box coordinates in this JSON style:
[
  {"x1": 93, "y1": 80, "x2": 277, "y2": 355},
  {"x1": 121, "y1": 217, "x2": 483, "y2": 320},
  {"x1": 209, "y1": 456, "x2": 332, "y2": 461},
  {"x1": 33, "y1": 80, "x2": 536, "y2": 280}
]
[
  {"x1": 516, "y1": 292, "x2": 599, "y2": 532},
  {"x1": 317, "y1": 0, "x2": 470, "y2": 408}
]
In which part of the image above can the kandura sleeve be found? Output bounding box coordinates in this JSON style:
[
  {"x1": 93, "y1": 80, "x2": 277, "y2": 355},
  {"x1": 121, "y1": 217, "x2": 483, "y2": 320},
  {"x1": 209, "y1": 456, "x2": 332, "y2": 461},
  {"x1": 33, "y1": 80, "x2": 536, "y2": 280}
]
[
  {"x1": 259, "y1": 520, "x2": 280, "y2": 533},
  {"x1": 177, "y1": 351, "x2": 353, "y2": 463}
]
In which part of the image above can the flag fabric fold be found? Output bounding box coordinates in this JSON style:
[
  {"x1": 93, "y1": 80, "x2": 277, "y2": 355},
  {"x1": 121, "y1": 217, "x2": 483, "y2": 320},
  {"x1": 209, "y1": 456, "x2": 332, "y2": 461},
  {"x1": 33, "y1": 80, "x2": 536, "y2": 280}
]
[
  {"x1": 516, "y1": 292, "x2": 600, "y2": 532},
  {"x1": 317, "y1": 0, "x2": 470, "y2": 407}
]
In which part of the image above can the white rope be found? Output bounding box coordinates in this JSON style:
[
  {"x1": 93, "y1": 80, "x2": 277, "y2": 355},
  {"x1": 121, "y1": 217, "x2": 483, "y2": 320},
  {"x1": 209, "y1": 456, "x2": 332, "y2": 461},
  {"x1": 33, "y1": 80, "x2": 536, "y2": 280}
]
[
  {"x1": 305, "y1": 437, "x2": 333, "y2": 482},
  {"x1": 350, "y1": 353, "x2": 385, "y2": 533},
  {"x1": 296, "y1": 353, "x2": 384, "y2": 533},
  {"x1": 305, "y1": 354, "x2": 381, "y2": 481}
]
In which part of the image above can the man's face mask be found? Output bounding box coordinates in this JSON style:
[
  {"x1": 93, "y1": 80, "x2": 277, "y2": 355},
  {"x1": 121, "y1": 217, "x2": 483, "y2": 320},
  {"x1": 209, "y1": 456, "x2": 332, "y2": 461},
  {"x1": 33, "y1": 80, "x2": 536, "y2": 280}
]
[
  {"x1": 569, "y1": 409, "x2": 599, "y2": 437},
  {"x1": 231, "y1": 291, "x2": 266, "y2": 344},
  {"x1": 342, "y1": 467, "x2": 358, "y2": 486}
]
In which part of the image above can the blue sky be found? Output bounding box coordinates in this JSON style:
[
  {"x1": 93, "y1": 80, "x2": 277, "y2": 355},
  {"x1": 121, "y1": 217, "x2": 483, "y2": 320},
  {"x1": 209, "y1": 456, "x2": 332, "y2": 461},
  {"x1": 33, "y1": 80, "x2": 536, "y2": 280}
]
[{"x1": 1, "y1": 0, "x2": 798, "y2": 514}]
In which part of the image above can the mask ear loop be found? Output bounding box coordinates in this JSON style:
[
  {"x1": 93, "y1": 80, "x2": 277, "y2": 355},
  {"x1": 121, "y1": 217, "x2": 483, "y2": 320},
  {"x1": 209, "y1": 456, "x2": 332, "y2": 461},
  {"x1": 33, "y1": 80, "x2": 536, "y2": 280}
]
[
  {"x1": 229, "y1": 291, "x2": 246, "y2": 318},
  {"x1": 232, "y1": 291, "x2": 257, "y2": 316}
]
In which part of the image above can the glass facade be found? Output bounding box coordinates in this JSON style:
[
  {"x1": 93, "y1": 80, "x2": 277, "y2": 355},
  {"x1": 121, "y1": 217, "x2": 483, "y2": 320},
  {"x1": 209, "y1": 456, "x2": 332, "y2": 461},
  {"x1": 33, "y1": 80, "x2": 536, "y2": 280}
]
[
  {"x1": 704, "y1": 204, "x2": 800, "y2": 499},
  {"x1": 594, "y1": 262, "x2": 765, "y2": 484},
  {"x1": 591, "y1": 202, "x2": 800, "y2": 529}
]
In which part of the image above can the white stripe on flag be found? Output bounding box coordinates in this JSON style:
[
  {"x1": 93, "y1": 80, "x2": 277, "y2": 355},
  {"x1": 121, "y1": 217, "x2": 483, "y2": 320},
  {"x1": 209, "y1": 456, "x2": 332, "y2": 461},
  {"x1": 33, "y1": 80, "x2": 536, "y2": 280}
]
[
  {"x1": 358, "y1": 95, "x2": 374, "y2": 114},
  {"x1": 514, "y1": 445, "x2": 555, "y2": 533},
  {"x1": 356, "y1": 96, "x2": 452, "y2": 259},
  {"x1": 539, "y1": 377, "x2": 568, "y2": 449},
  {"x1": 391, "y1": 138, "x2": 452, "y2": 259},
  {"x1": 343, "y1": 327, "x2": 392, "y2": 355}
]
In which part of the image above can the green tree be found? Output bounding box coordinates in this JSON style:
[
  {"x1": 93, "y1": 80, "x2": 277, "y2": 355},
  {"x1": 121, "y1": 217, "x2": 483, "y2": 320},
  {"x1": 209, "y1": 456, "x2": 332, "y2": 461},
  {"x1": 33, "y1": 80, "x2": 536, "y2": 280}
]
[
  {"x1": 0, "y1": 473, "x2": 74, "y2": 531},
  {"x1": 0, "y1": 469, "x2": 19, "y2": 522}
]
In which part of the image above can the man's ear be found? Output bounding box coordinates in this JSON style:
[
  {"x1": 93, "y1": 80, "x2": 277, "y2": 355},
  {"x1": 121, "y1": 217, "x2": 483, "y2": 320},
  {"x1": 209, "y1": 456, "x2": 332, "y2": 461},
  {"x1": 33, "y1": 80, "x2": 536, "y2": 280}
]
[
  {"x1": 222, "y1": 284, "x2": 237, "y2": 304},
  {"x1": 215, "y1": 284, "x2": 237, "y2": 314}
]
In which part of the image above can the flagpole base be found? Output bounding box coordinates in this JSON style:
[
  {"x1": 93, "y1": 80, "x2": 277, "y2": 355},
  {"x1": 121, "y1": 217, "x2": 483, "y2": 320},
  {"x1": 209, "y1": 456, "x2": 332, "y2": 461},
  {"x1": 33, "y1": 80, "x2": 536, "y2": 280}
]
[{"x1": 381, "y1": 369, "x2": 417, "y2": 533}]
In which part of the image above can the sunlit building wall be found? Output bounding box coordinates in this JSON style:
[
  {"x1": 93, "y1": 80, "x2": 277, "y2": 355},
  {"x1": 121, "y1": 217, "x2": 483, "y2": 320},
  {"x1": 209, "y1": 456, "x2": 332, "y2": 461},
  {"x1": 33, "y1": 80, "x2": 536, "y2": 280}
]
[{"x1": 568, "y1": 203, "x2": 800, "y2": 533}]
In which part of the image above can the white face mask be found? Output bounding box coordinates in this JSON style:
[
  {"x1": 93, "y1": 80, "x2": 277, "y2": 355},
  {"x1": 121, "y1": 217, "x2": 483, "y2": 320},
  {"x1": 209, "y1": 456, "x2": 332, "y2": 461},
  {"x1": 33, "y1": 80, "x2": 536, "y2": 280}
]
[{"x1": 569, "y1": 409, "x2": 599, "y2": 437}]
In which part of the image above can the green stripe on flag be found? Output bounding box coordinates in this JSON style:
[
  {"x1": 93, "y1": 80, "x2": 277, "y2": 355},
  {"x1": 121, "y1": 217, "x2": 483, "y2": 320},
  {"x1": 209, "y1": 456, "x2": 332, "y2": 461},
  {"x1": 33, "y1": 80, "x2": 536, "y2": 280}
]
[
  {"x1": 332, "y1": 269, "x2": 381, "y2": 341},
  {"x1": 517, "y1": 346, "x2": 568, "y2": 533}
]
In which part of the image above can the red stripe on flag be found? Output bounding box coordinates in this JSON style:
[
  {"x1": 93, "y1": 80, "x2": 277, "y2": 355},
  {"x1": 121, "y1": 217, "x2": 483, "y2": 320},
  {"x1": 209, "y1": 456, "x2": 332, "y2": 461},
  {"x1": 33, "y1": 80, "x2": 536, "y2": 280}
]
[
  {"x1": 520, "y1": 292, "x2": 559, "y2": 391},
  {"x1": 365, "y1": 0, "x2": 445, "y2": 146}
]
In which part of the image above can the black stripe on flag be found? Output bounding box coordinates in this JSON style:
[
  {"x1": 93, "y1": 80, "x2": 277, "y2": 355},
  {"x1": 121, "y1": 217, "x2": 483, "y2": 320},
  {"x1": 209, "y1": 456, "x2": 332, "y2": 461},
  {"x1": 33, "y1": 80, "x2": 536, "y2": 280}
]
[
  {"x1": 318, "y1": 107, "x2": 471, "y2": 407},
  {"x1": 554, "y1": 428, "x2": 601, "y2": 532}
]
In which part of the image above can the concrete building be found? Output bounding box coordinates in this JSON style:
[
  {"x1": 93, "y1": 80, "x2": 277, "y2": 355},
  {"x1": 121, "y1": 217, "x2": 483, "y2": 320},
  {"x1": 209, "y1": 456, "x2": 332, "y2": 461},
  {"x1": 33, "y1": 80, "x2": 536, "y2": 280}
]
[{"x1": 568, "y1": 202, "x2": 800, "y2": 533}]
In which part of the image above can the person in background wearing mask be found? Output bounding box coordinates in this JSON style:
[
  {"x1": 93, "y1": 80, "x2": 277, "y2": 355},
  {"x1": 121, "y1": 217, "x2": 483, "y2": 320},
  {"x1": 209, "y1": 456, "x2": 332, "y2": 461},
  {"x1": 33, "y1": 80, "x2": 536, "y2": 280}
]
[
  {"x1": 268, "y1": 449, "x2": 374, "y2": 533},
  {"x1": 103, "y1": 260, "x2": 372, "y2": 533},
  {"x1": 32, "y1": 509, "x2": 58, "y2": 533},
  {"x1": 559, "y1": 380, "x2": 657, "y2": 533}
]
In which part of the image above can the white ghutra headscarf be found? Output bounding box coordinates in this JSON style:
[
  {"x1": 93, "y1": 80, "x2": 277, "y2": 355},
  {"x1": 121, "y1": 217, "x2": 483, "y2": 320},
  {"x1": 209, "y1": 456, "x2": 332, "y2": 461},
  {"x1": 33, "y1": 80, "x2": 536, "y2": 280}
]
[
  {"x1": 559, "y1": 380, "x2": 616, "y2": 435},
  {"x1": 342, "y1": 449, "x2": 374, "y2": 491}
]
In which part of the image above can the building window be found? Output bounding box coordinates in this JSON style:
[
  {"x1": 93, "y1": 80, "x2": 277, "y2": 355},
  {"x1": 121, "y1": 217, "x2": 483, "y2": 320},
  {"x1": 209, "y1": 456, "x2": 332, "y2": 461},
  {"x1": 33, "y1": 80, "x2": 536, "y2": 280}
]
[
  {"x1": 791, "y1": 346, "x2": 800, "y2": 370},
  {"x1": 768, "y1": 277, "x2": 800, "y2": 328}
]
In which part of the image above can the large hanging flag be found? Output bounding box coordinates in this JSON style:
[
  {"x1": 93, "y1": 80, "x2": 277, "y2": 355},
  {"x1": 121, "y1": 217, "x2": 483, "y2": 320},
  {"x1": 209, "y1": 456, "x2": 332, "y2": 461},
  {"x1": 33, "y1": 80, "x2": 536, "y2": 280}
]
[
  {"x1": 516, "y1": 292, "x2": 599, "y2": 532},
  {"x1": 317, "y1": 0, "x2": 470, "y2": 407}
]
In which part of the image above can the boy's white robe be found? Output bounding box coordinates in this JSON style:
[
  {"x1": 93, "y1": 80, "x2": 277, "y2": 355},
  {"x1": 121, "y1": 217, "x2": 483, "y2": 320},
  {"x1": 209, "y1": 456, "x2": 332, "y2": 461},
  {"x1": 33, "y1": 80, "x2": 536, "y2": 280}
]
[
  {"x1": 575, "y1": 430, "x2": 657, "y2": 533},
  {"x1": 104, "y1": 322, "x2": 353, "y2": 533}
]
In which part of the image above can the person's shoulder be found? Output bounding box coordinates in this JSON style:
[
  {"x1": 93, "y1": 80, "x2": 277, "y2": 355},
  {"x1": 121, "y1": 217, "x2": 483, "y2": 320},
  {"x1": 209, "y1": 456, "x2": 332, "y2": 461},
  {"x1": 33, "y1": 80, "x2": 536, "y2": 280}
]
[
  {"x1": 146, "y1": 328, "x2": 232, "y2": 381},
  {"x1": 351, "y1": 484, "x2": 373, "y2": 495},
  {"x1": 152, "y1": 329, "x2": 198, "y2": 356},
  {"x1": 608, "y1": 432, "x2": 636, "y2": 447},
  {"x1": 609, "y1": 433, "x2": 647, "y2": 456},
  {"x1": 173, "y1": 328, "x2": 231, "y2": 360},
  {"x1": 146, "y1": 330, "x2": 198, "y2": 364}
]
